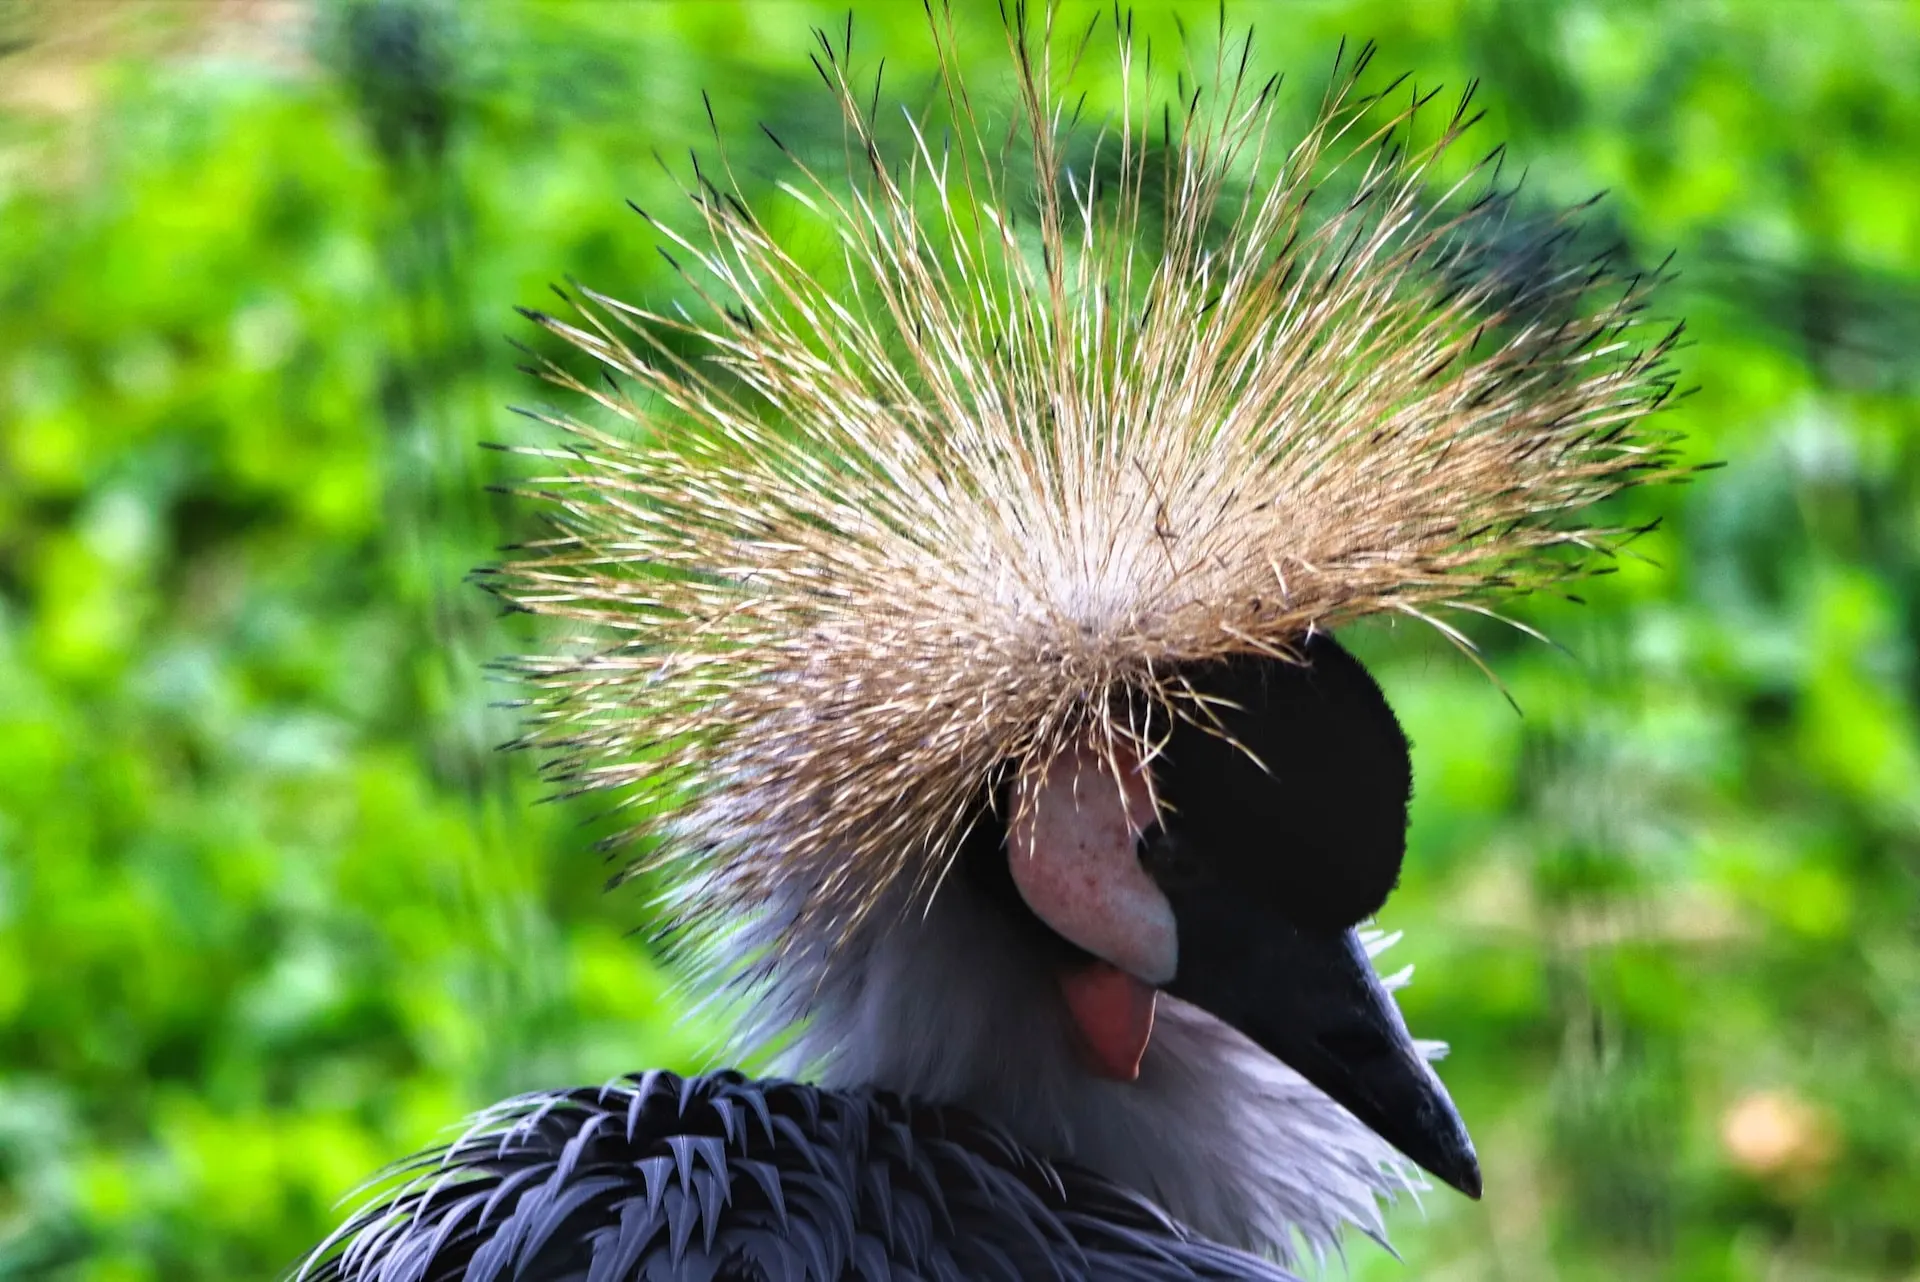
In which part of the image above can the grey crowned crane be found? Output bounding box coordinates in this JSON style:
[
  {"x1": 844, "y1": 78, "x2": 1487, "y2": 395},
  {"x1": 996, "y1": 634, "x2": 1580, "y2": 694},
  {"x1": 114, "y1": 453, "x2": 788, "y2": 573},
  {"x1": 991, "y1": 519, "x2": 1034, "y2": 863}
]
[{"x1": 302, "y1": 9, "x2": 1684, "y2": 1281}]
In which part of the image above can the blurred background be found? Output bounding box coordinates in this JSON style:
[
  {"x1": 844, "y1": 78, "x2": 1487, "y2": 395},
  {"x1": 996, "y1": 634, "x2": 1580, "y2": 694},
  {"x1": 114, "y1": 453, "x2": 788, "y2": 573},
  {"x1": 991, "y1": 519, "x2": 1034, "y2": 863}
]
[{"x1": 1, "y1": 0, "x2": 1916, "y2": 1278}]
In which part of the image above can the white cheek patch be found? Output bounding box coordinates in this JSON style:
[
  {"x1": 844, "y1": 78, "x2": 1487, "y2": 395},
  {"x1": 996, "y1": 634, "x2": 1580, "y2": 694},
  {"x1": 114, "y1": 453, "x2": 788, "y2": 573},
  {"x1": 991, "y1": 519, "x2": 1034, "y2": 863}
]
[{"x1": 1008, "y1": 735, "x2": 1178, "y2": 986}]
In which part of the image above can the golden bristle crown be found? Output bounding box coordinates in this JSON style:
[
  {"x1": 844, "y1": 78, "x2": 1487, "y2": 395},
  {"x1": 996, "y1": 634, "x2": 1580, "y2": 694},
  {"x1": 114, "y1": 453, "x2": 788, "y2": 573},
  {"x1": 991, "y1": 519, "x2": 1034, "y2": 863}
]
[{"x1": 490, "y1": 6, "x2": 1683, "y2": 955}]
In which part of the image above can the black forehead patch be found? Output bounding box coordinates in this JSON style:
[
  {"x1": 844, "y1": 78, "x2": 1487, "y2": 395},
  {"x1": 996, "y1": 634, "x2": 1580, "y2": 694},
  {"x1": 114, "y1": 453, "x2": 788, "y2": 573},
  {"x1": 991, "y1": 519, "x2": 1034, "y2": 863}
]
[{"x1": 1149, "y1": 632, "x2": 1412, "y2": 931}]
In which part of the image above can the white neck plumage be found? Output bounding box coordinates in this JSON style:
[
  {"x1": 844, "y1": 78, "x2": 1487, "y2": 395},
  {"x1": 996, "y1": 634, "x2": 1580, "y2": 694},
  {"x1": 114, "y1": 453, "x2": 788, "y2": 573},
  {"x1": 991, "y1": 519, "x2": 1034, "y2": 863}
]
[{"x1": 709, "y1": 868, "x2": 1428, "y2": 1268}]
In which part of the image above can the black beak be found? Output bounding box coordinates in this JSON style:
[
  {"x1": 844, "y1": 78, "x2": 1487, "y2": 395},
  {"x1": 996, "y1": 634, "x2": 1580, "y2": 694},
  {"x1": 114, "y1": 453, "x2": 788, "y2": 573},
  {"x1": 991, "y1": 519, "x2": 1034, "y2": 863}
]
[{"x1": 1160, "y1": 885, "x2": 1482, "y2": 1199}]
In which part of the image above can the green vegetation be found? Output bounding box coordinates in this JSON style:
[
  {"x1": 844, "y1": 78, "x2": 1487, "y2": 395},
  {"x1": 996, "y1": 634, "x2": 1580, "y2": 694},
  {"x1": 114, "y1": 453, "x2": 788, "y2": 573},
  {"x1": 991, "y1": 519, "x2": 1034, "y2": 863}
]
[{"x1": 1, "y1": 2, "x2": 1915, "y2": 1278}]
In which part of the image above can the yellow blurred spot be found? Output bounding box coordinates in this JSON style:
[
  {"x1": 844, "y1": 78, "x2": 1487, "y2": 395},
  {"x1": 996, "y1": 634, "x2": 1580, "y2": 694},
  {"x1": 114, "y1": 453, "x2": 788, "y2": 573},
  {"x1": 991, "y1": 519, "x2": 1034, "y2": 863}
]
[{"x1": 1719, "y1": 1089, "x2": 1838, "y2": 1188}]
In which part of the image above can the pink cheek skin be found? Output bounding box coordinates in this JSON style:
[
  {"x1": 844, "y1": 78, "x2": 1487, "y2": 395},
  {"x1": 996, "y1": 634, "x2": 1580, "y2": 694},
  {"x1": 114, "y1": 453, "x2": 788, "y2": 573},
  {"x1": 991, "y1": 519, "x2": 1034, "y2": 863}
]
[{"x1": 1007, "y1": 735, "x2": 1179, "y2": 988}]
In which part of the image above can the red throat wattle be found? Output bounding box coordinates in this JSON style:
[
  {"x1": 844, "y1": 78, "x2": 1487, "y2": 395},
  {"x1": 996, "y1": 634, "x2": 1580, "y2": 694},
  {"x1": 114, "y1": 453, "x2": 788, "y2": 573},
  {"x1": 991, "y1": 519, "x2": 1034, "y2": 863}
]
[{"x1": 1058, "y1": 960, "x2": 1159, "y2": 1082}]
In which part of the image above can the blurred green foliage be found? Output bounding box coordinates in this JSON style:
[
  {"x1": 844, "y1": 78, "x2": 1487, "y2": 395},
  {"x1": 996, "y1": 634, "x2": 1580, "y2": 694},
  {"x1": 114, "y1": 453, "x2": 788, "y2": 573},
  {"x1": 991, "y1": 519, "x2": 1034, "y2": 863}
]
[{"x1": 0, "y1": 1, "x2": 1916, "y2": 1279}]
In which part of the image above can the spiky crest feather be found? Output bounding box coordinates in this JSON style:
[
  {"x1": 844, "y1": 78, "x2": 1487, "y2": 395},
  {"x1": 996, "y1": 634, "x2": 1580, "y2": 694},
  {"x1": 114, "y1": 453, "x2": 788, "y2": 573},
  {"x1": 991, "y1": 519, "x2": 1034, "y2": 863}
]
[{"x1": 487, "y1": 6, "x2": 1682, "y2": 966}]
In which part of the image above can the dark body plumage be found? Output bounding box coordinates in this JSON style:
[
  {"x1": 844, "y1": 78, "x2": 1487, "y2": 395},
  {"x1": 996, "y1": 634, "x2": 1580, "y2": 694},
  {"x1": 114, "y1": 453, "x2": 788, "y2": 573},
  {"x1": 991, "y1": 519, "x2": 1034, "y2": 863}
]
[{"x1": 305, "y1": 1072, "x2": 1302, "y2": 1282}]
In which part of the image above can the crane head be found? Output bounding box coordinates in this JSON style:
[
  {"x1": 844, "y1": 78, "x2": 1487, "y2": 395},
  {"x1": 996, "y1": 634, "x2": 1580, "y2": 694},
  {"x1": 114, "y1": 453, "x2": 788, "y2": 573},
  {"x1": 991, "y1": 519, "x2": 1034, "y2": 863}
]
[{"x1": 1002, "y1": 631, "x2": 1478, "y2": 1197}]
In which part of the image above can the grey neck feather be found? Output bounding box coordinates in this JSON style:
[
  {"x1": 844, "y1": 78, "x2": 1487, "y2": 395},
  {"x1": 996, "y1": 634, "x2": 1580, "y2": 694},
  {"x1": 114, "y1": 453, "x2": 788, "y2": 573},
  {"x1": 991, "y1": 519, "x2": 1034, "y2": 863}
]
[{"x1": 696, "y1": 866, "x2": 1426, "y2": 1267}]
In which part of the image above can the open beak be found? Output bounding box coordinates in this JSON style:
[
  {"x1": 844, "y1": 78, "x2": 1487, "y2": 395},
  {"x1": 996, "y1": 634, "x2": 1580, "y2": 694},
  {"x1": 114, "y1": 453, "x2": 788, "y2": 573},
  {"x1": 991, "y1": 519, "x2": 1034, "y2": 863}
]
[{"x1": 1158, "y1": 881, "x2": 1482, "y2": 1199}]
